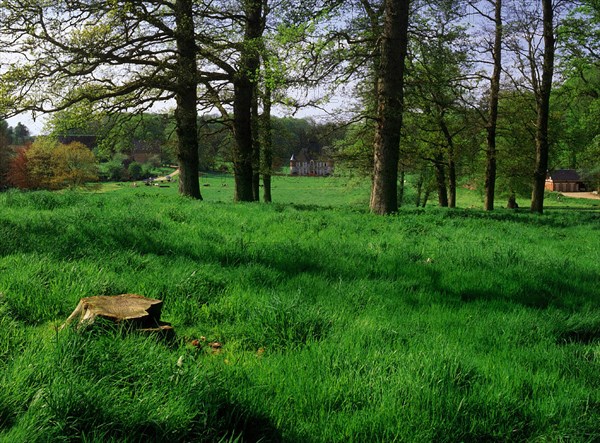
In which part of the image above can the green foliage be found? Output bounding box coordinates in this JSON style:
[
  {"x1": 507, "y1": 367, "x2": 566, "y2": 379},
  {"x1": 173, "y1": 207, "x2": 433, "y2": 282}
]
[
  {"x1": 127, "y1": 162, "x2": 143, "y2": 181},
  {"x1": 498, "y1": 94, "x2": 535, "y2": 194},
  {"x1": 99, "y1": 154, "x2": 128, "y2": 182},
  {"x1": 7, "y1": 137, "x2": 98, "y2": 190},
  {"x1": 0, "y1": 121, "x2": 13, "y2": 189},
  {"x1": 51, "y1": 142, "x2": 99, "y2": 188},
  {"x1": 330, "y1": 121, "x2": 373, "y2": 176},
  {"x1": 0, "y1": 184, "x2": 598, "y2": 441}
]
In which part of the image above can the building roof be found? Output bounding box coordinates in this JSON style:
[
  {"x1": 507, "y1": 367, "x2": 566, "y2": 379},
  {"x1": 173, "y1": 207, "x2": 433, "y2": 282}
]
[
  {"x1": 57, "y1": 135, "x2": 97, "y2": 150},
  {"x1": 547, "y1": 169, "x2": 582, "y2": 182},
  {"x1": 290, "y1": 148, "x2": 333, "y2": 164}
]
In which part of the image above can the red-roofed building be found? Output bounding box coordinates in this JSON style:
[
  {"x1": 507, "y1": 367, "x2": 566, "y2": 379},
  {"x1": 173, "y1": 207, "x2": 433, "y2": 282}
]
[{"x1": 545, "y1": 169, "x2": 586, "y2": 192}]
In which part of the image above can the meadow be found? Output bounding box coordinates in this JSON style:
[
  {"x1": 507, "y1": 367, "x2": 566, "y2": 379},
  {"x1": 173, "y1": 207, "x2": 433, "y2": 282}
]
[{"x1": 0, "y1": 175, "x2": 598, "y2": 442}]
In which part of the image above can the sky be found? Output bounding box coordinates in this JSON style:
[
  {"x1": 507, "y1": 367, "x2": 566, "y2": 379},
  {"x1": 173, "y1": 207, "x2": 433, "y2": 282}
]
[
  {"x1": 7, "y1": 113, "x2": 46, "y2": 135},
  {"x1": 5, "y1": 93, "x2": 346, "y2": 137}
]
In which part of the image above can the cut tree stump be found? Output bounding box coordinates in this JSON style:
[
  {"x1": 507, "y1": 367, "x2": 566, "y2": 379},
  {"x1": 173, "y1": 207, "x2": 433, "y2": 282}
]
[{"x1": 61, "y1": 294, "x2": 174, "y2": 338}]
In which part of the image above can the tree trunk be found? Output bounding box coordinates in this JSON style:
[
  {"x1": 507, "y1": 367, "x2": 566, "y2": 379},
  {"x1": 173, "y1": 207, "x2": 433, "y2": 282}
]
[
  {"x1": 415, "y1": 171, "x2": 424, "y2": 207},
  {"x1": 233, "y1": 79, "x2": 254, "y2": 201},
  {"x1": 369, "y1": 0, "x2": 410, "y2": 215},
  {"x1": 448, "y1": 158, "x2": 456, "y2": 208},
  {"x1": 398, "y1": 168, "x2": 405, "y2": 207},
  {"x1": 530, "y1": 0, "x2": 555, "y2": 214},
  {"x1": 251, "y1": 89, "x2": 261, "y2": 201},
  {"x1": 507, "y1": 192, "x2": 518, "y2": 209},
  {"x1": 434, "y1": 154, "x2": 449, "y2": 207},
  {"x1": 484, "y1": 0, "x2": 502, "y2": 211},
  {"x1": 232, "y1": 0, "x2": 262, "y2": 202},
  {"x1": 422, "y1": 185, "x2": 431, "y2": 207},
  {"x1": 261, "y1": 83, "x2": 273, "y2": 203},
  {"x1": 175, "y1": 0, "x2": 201, "y2": 200},
  {"x1": 440, "y1": 118, "x2": 456, "y2": 208}
]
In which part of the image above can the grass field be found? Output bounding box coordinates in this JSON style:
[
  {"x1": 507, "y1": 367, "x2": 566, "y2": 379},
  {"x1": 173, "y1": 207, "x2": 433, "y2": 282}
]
[{"x1": 0, "y1": 176, "x2": 598, "y2": 442}]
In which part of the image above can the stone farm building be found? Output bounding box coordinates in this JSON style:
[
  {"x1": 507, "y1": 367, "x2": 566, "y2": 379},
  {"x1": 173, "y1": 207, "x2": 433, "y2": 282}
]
[
  {"x1": 289, "y1": 149, "x2": 334, "y2": 176},
  {"x1": 545, "y1": 169, "x2": 586, "y2": 192}
]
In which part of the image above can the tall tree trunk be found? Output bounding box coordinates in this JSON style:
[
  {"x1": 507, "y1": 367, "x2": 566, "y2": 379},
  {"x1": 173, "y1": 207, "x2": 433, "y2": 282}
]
[
  {"x1": 484, "y1": 0, "x2": 502, "y2": 211},
  {"x1": 422, "y1": 185, "x2": 431, "y2": 207},
  {"x1": 233, "y1": 79, "x2": 254, "y2": 201},
  {"x1": 507, "y1": 191, "x2": 518, "y2": 209},
  {"x1": 261, "y1": 83, "x2": 273, "y2": 203},
  {"x1": 440, "y1": 118, "x2": 456, "y2": 208},
  {"x1": 232, "y1": 0, "x2": 262, "y2": 202},
  {"x1": 530, "y1": 0, "x2": 555, "y2": 214},
  {"x1": 398, "y1": 168, "x2": 405, "y2": 207},
  {"x1": 448, "y1": 158, "x2": 456, "y2": 208},
  {"x1": 251, "y1": 90, "x2": 260, "y2": 201},
  {"x1": 434, "y1": 154, "x2": 449, "y2": 207},
  {"x1": 174, "y1": 0, "x2": 201, "y2": 200},
  {"x1": 369, "y1": 0, "x2": 410, "y2": 215},
  {"x1": 415, "y1": 169, "x2": 424, "y2": 207}
]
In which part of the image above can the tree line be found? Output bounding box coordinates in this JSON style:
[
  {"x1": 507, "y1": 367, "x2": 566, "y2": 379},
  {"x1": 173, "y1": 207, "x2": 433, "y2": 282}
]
[
  {"x1": 0, "y1": 0, "x2": 599, "y2": 213},
  {"x1": 0, "y1": 113, "x2": 338, "y2": 189}
]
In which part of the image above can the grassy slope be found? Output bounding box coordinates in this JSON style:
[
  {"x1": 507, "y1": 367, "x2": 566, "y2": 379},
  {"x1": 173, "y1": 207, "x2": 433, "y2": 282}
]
[{"x1": 0, "y1": 178, "x2": 598, "y2": 442}]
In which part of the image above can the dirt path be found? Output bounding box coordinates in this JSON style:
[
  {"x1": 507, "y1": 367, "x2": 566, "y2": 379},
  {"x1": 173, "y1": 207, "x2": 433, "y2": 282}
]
[
  {"x1": 154, "y1": 169, "x2": 180, "y2": 182},
  {"x1": 560, "y1": 192, "x2": 600, "y2": 200}
]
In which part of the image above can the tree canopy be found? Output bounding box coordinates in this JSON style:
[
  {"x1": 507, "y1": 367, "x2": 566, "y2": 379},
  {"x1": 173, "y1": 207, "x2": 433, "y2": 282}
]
[{"x1": 1, "y1": 0, "x2": 599, "y2": 207}]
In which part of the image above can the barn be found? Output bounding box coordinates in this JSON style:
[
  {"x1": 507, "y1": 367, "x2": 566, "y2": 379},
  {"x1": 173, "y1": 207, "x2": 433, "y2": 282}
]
[{"x1": 545, "y1": 169, "x2": 586, "y2": 192}]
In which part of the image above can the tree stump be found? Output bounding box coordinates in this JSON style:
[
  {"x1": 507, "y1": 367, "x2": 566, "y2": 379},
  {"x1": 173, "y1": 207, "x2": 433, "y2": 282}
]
[{"x1": 61, "y1": 294, "x2": 174, "y2": 338}]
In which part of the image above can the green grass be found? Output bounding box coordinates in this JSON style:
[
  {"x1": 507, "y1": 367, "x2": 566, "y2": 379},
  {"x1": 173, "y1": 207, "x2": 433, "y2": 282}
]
[{"x1": 0, "y1": 179, "x2": 598, "y2": 442}]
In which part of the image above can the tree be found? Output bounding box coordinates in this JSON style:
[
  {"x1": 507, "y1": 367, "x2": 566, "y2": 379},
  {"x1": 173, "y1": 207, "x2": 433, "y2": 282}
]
[
  {"x1": 0, "y1": 0, "x2": 205, "y2": 199},
  {"x1": 369, "y1": 0, "x2": 411, "y2": 214},
  {"x1": 0, "y1": 120, "x2": 13, "y2": 189},
  {"x1": 554, "y1": 0, "x2": 600, "y2": 189},
  {"x1": 404, "y1": 0, "x2": 475, "y2": 208},
  {"x1": 51, "y1": 142, "x2": 99, "y2": 188},
  {"x1": 7, "y1": 137, "x2": 98, "y2": 189},
  {"x1": 469, "y1": 0, "x2": 504, "y2": 211},
  {"x1": 260, "y1": 82, "x2": 274, "y2": 202},
  {"x1": 530, "y1": 0, "x2": 556, "y2": 213},
  {"x1": 232, "y1": 0, "x2": 264, "y2": 202},
  {"x1": 505, "y1": 0, "x2": 568, "y2": 213},
  {"x1": 195, "y1": 1, "x2": 338, "y2": 201},
  {"x1": 46, "y1": 109, "x2": 172, "y2": 163},
  {"x1": 560, "y1": 0, "x2": 600, "y2": 68},
  {"x1": 6, "y1": 147, "x2": 30, "y2": 189},
  {"x1": 495, "y1": 89, "x2": 537, "y2": 206},
  {"x1": 12, "y1": 122, "x2": 31, "y2": 145}
]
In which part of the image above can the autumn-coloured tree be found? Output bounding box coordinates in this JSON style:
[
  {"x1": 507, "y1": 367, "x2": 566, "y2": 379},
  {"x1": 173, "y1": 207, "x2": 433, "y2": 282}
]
[
  {"x1": 25, "y1": 138, "x2": 56, "y2": 189},
  {"x1": 6, "y1": 147, "x2": 31, "y2": 189},
  {"x1": 7, "y1": 138, "x2": 98, "y2": 189}
]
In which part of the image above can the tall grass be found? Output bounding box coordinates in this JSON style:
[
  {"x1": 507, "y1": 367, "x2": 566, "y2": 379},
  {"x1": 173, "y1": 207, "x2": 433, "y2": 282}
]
[{"x1": 0, "y1": 182, "x2": 598, "y2": 441}]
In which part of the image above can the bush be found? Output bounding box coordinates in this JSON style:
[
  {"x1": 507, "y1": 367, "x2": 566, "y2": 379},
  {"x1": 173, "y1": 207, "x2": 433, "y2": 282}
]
[
  {"x1": 51, "y1": 142, "x2": 98, "y2": 188},
  {"x1": 99, "y1": 154, "x2": 129, "y2": 182},
  {"x1": 6, "y1": 138, "x2": 98, "y2": 190},
  {"x1": 127, "y1": 162, "x2": 143, "y2": 180}
]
